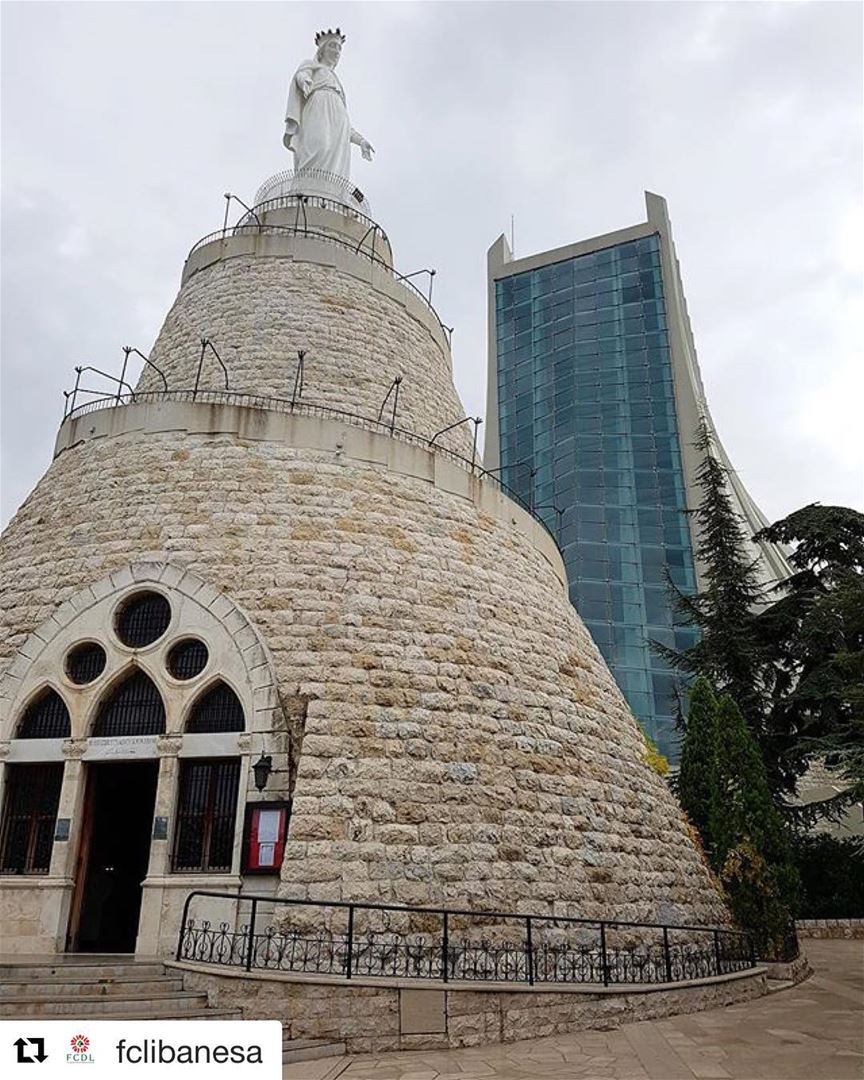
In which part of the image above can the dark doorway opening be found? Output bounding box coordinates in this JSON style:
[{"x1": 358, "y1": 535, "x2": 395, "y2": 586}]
[{"x1": 68, "y1": 761, "x2": 158, "y2": 953}]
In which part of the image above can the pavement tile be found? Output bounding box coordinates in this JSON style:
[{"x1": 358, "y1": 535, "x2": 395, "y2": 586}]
[
  {"x1": 282, "y1": 1060, "x2": 350, "y2": 1080},
  {"x1": 621, "y1": 1023, "x2": 695, "y2": 1079}
]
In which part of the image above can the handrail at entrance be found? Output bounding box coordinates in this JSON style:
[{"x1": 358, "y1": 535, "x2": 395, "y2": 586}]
[
  {"x1": 175, "y1": 888, "x2": 761, "y2": 988},
  {"x1": 178, "y1": 888, "x2": 754, "y2": 936}
]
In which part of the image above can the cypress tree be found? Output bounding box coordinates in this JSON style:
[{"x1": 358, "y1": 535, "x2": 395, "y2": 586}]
[
  {"x1": 672, "y1": 422, "x2": 766, "y2": 707},
  {"x1": 677, "y1": 676, "x2": 720, "y2": 847},
  {"x1": 657, "y1": 419, "x2": 774, "y2": 779},
  {"x1": 712, "y1": 694, "x2": 798, "y2": 957},
  {"x1": 676, "y1": 682, "x2": 798, "y2": 957}
]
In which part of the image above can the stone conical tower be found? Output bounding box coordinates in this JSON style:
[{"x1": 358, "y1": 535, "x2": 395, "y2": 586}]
[{"x1": 0, "y1": 158, "x2": 731, "y2": 959}]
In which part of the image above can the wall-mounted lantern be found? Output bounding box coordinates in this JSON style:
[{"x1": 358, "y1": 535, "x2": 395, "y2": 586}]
[{"x1": 252, "y1": 753, "x2": 272, "y2": 792}]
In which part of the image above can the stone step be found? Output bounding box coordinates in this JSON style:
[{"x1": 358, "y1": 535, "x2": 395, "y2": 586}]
[
  {"x1": 0, "y1": 991, "x2": 211, "y2": 1018},
  {"x1": 2, "y1": 1007, "x2": 244, "y2": 1021},
  {"x1": 0, "y1": 976, "x2": 185, "y2": 998},
  {"x1": 0, "y1": 962, "x2": 168, "y2": 981},
  {"x1": 282, "y1": 1038, "x2": 347, "y2": 1064}
]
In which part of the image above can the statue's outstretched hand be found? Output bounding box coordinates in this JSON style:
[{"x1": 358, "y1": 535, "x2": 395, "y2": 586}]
[{"x1": 360, "y1": 139, "x2": 375, "y2": 161}]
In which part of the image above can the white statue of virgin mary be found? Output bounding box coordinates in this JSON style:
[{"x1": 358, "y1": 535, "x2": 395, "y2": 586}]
[{"x1": 283, "y1": 28, "x2": 374, "y2": 181}]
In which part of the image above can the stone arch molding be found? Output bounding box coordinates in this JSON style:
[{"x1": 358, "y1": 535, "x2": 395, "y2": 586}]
[{"x1": 0, "y1": 562, "x2": 278, "y2": 743}]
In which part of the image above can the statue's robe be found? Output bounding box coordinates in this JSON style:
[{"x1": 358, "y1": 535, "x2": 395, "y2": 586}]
[{"x1": 284, "y1": 60, "x2": 353, "y2": 179}]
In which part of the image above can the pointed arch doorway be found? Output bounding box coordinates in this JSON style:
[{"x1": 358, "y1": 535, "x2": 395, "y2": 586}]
[
  {"x1": 67, "y1": 760, "x2": 159, "y2": 953},
  {"x1": 66, "y1": 669, "x2": 165, "y2": 953}
]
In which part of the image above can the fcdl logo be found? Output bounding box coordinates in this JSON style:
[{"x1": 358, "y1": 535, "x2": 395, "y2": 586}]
[{"x1": 67, "y1": 1034, "x2": 94, "y2": 1064}]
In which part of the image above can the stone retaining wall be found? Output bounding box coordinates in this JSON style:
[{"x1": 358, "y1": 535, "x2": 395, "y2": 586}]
[
  {"x1": 760, "y1": 952, "x2": 812, "y2": 985},
  {"x1": 796, "y1": 919, "x2": 864, "y2": 939},
  {"x1": 173, "y1": 963, "x2": 767, "y2": 1052}
]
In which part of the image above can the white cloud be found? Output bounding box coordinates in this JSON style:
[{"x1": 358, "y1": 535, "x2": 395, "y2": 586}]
[{"x1": 57, "y1": 224, "x2": 91, "y2": 260}]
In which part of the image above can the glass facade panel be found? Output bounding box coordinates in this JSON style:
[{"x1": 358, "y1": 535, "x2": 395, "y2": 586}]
[{"x1": 495, "y1": 233, "x2": 696, "y2": 760}]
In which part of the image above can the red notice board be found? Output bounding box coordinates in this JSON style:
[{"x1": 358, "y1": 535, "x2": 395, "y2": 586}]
[{"x1": 242, "y1": 801, "x2": 291, "y2": 874}]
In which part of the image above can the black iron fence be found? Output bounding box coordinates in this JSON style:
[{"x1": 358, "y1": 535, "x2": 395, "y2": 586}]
[
  {"x1": 252, "y1": 170, "x2": 375, "y2": 217},
  {"x1": 176, "y1": 891, "x2": 757, "y2": 988},
  {"x1": 247, "y1": 192, "x2": 382, "y2": 237}
]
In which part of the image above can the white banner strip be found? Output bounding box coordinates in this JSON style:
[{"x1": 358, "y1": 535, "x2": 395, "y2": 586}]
[{"x1": 0, "y1": 1020, "x2": 282, "y2": 1079}]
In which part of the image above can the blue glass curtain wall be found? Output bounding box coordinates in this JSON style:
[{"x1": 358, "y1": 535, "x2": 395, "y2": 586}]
[{"x1": 494, "y1": 234, "x2": 697, "y2": 760}]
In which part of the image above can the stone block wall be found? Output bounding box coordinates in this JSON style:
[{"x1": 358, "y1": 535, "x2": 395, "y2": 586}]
[
  {"x1": 759, "y1": 952, "x2": 812, "y2": 985},
  {"x1": 0, "y1": 881, "x2": 70, "y2": 955},
  {"x1": 796, "y1": 919, "x2": 864, "y2": 939},
  {"x1": 1, "y1": 415, "x2": 728, "y2": 929},
  {"x1": 175, "y1": 963, "x2": 767, "y2": 1052},
  {"x1": 137, "y1": 252, "x2": 472, "y2": 456}
]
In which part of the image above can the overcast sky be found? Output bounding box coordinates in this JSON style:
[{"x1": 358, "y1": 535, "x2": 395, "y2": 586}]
[{"x1": 1, "y1": 0, "x2": 861, "y2": 529}]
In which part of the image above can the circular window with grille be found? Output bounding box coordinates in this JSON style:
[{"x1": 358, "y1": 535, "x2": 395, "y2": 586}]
[
  {"x1": 167, "y1": 639, "x2": 209, "y2": 681},
  {"x1": 65, "y1": 642, "x2": 107, "y2": 685},
  {"x1": 115, "y1": 591, "x2": 172, "y2": 648}
]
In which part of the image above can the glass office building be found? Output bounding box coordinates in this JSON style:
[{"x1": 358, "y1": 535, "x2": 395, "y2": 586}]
[{"x1": 485, "y1": 193, "x2": 790, "y2": 759}]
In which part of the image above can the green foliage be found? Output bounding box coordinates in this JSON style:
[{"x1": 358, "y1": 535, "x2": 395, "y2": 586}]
[
  {"x1": 658, "y1": 418, "x2": 864, "y2": 824},
  {"x1": 759, "y1": 504, "x2": 864, "y2": 579},
  {"x1": 793, "y1": 834, "x2": 864, "y2": 919},
  {"x1": 677, "y1": 677, "x2": 720, "y2": 842},
  {"x1": 659, "y1": 430, "x2": 863, "y2": 947},
  {"x1": 656, "y1": 421, "x2": 774, "y2": 773},
  {"x1": 755, "y1": 504, "x2": 864, "y2": 821},
  {"x1": 678, "y1": 681, "x2": 798, "y2": 958},
  {"x1": 719, "y1": 840, "x2": 795, "y2": 960},
  {"x1": 687, "y1": 426, "x2": 767, "y2": 718},
  {"x1": 642, "y1": 732, "x2": 670, "y2": 776},
  {"x1": 711, "y1": 696, "x2": 798, "y2": 917}
]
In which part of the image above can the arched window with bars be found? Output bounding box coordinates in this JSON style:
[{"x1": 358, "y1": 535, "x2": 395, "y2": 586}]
[
  {"x1": 172, "y1": 758, "x2": 241, "y2": 873},
  {"x1": 15, "y1": 689, "x2": 71, "y2": 739},
  {"x1": 92, "y1": 670, "x2": 166, "y2": 737},
  {"x1": 0, "y1": 764, "x2": 64, "y2": 874},
  {"x1": 186, "y1": 682, "x2": 245, "y2": 734}
]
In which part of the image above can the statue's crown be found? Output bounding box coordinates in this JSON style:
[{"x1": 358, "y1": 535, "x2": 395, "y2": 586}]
[{"x1": 315, "y1": 27, "x2": 345, "y2": 46}]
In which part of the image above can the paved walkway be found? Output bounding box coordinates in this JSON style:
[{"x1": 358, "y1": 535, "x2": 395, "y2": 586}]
[{"x1": 283, "y1": 940, "x2": 863, "y2": 1080}]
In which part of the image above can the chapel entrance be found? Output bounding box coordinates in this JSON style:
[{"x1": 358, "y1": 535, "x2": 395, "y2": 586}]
[{"x1": 67, "y1": 761, "x2": 159, "y2": 953}]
